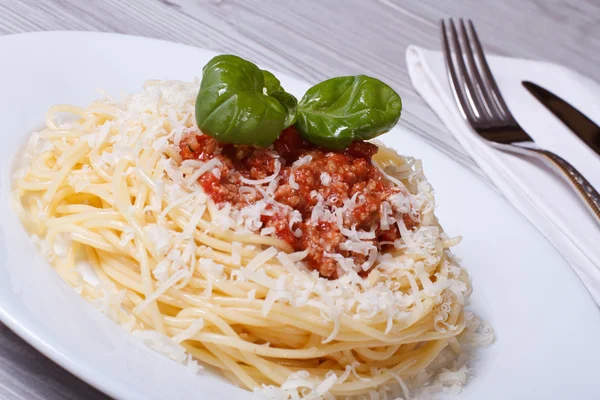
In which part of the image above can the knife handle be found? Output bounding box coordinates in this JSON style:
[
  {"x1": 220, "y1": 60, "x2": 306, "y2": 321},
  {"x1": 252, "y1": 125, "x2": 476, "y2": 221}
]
[{"x1": 533, "y1": 149, "x2": 600, "y2": 224}]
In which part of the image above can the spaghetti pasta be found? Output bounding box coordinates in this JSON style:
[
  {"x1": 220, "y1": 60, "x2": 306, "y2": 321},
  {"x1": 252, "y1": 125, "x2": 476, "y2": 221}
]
[{"x1": 12, "y1": 80, "x2": 488, "y2": 399}]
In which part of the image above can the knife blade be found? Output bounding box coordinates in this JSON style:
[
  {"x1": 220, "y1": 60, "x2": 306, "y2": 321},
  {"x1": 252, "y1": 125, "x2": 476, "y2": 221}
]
[{"x1": 522, "y1": 81, "x2": 600, "y2": 156}]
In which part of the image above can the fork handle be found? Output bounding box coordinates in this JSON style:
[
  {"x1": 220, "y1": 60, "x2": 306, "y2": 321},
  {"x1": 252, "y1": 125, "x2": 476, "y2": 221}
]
[{"x1": 530, "y1": 149, "x2": 600, "y2": 224}]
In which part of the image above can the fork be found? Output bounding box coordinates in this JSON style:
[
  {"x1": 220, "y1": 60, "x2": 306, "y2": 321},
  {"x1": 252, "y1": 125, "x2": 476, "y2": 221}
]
[{"x1": 441, "y1": 18, "x2": 600, "y2": 224}]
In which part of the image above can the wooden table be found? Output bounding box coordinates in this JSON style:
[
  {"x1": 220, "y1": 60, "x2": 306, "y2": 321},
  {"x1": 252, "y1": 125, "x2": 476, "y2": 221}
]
[{"x1": 0, "y1": 0, "x2": 598, "y2": 398}]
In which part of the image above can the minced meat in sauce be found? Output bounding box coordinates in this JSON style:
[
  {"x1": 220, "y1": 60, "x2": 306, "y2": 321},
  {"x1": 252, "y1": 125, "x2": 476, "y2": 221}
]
[{"x1": 179, "y1": 127, "x2": 416, "y2": 279}]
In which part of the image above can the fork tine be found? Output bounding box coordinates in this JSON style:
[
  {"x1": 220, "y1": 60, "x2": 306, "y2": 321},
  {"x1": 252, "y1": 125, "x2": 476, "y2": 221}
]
[
  {"x1": 457, "y1": 19, "x2": 494, "y2": 120},
  {"x1": 447, "y1": 19, "x2": 488, "y2": 121},
  {"x1": 441, "y1": 20, "x2": 476, "y2": 124},
  {"x1": 466, "y1": 20, "x2": 515, "y2": 122}
]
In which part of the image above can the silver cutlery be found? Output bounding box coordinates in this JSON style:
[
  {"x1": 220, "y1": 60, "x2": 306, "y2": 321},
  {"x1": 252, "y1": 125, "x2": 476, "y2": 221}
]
[
  {"x1": 522, "y1": 81, "x2": 600, "y2": 157},
  {"x1": 440, "y1": 18, "x2": 600, "y2": 224}
]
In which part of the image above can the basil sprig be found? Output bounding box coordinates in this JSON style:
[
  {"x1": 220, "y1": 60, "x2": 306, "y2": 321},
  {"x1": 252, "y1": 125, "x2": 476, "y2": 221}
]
[
  {"x1": 295, "y1": 75, "x2": 401, "y2": 150},
  {"x1": 195, "y1": 55, "x2": 297, "y2": 147},
  {"x1": 261, "y1": 70, "x2": 298, "y2": 129},
  {"x1": 195, "y1": 55, "x2": 402, "y2": 150}
]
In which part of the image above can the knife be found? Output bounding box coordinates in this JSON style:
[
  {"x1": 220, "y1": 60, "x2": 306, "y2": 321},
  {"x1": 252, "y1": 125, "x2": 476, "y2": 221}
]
[{"x1": 522, "y1": 81, "x2": 600, "y2": 156}]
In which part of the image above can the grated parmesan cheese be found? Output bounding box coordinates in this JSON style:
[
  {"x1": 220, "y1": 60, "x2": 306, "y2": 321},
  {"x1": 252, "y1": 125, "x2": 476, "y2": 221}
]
[
  {"x1": 288, "y1": 155, "x2": 312, "y2": 189},
  {"x1": 184, "y1": 157, "x2": 223, "y2": 186},
  {"x1": 231, "y1": 241, "x2": 242, "y2": 265},
  {"x1": 143, "y1": 224, "x2": 172, "y2": 257},
  {"x1": 240, "y1": 159, "x2": 281, "y2": 185},
  {"x1": 320, "y1": 172, "x2": 331, "y2": 186},
  {"x1": 245, "y1": 246, "x2": 278, "y2": 271},
  {"x1": 134, "y1": 268, "x2": 189, "y2": 314}
]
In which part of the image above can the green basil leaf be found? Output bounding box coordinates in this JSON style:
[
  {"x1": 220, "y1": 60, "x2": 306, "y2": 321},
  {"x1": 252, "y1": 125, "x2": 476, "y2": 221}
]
[
  {"x1": 195, "y1": 55, "x2": 290, "y2": 147},
  {"x1": 270, "y1": 90, "x2": 297, "y2": 129},
  {"x1": 262, "y1": 70, "x2": 283, "y2": 94},
  {"x1": 262, "y1": 69, "x2": 297, "y2": 128},
  {"x1": 295, "y1": 75, "x2": 402, "y2": 150}
]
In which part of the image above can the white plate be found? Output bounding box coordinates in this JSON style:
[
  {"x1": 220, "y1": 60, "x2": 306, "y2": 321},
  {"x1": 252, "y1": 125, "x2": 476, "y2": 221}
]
[{"x1": 0, "y1": 32, "x2": 599, "y2": 400}]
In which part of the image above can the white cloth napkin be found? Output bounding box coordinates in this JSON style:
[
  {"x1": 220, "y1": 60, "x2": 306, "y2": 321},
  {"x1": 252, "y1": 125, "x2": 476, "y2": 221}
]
[{"x1": 406, "y1": 46, "x2": 600, "y2": 304}]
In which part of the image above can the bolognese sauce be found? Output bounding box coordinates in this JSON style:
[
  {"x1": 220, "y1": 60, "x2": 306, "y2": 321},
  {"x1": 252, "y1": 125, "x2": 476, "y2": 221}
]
[{"x1": 180, "y1": 127, "x2": 416, "y2": 278}]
